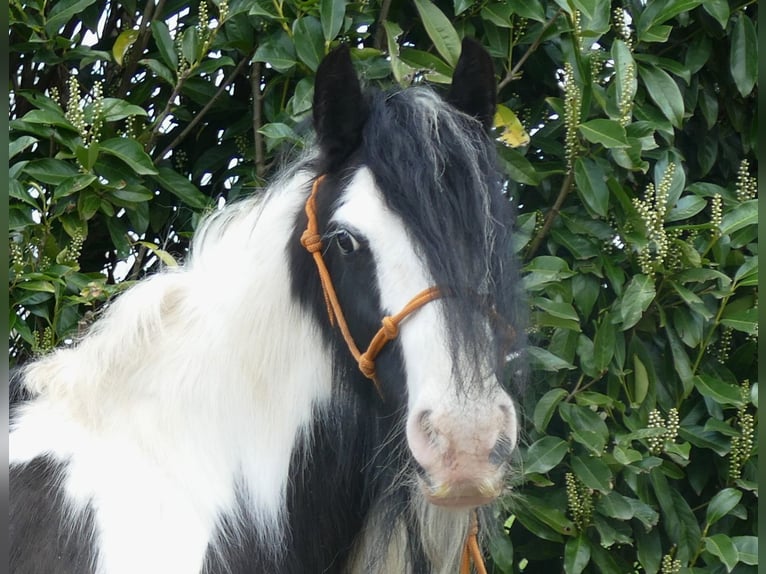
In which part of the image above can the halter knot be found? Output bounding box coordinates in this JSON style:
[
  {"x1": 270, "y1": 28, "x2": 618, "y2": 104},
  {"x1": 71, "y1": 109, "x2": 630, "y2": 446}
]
[
  {"x1": 301, "y1": 230, "x2": 322, "y2": 253},
  {"x1": 380, "y1": 316, "x2": 399, "y2": 339},
  {"x1": 358, "y1": 353, "x2": 376, "y2": 379}
]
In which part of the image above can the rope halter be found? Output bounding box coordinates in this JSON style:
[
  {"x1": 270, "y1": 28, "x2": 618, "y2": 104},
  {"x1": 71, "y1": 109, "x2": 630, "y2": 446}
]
[{"x1": 300, "y1": 175, "x2": 441, "y2": 398}]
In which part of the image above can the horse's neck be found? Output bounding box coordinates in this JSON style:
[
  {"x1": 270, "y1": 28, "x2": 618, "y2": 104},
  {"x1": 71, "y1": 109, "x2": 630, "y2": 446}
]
[{"x1": 11, "y1": 172, "x2": 334, "y2": 554}]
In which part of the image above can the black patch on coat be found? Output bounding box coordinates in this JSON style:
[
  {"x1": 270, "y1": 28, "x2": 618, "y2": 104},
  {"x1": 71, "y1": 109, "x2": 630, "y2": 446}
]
[{"x1": 10, "y1": 456, "x2": 98, "y2": 574}]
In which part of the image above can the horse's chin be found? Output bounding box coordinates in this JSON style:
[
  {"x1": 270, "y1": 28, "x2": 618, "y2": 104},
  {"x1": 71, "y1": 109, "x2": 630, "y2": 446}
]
[{"x1": 418, "y1": 476, "x2": 503, "y2": 510}]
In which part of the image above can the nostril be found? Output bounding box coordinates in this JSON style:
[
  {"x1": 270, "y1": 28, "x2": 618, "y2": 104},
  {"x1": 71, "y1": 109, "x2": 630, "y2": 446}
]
[
  {"x1": 418, "y1": 409, "x2": 434, "y2": 439},
  {"x1": 489, "y1": 434, "x2": 514, "y2": 466}
]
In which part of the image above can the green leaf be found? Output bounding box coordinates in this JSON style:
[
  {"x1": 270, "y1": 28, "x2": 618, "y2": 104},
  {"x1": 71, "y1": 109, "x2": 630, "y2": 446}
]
[
  {"x1": 720, "y1": 199, "x2": 757, "y2": 236},
  {"x1": 54, "y1": 174, "x2": 97, "y2": 199},
  {"x1": 523, "y1": 436, "x2": 569, "y2": 475},
  {"x1": 253, "y1": 30, "x2": 297, "y2": 73},
  {"x1": 481, "y1": 2, "x2": 514, "y2": 28},
  {"x1": 731, "y1": 536, "x2": 757, "y2": 565},
  {"x1": 113, "y1": 29, "x2": 139, "y2": 66},
  {"x1": 730, "y1": 12, "x2": 757, "y2": 97},
  {"x1": 98, "y1": 98, "x2": 149, "y2": 121},
  {"x1": 412, "y1": 0, "x2": 461, "y2": 67},
  {"x1": 533, "y1": 389, "x2": 568, "y2": 433},
  {"x1": 181, "y1": 27, "x2": 201, "y2": 65},
  {"x1": 10, "y1": 136, "x2": 39, "y2": 159},
  {"x1": 527, "y1": 346, "x2": 576, "y2": 372},
  {"x1": 22, "y1": 109, "x2": 78, "y2": 131},
  {"x1": 578, "y1": 119, "x2": 630, "y2": 148},
  {"x1": 573, "y1": 157, "x2": 609, "y2": 217},
  {"x1": 136, "y1": 241, "x2": 179, "y2": 267},
  {"x1": 618, "y1": 274, "x2": 655, "y2": 330},
  {"x1": 564, "y1": 534, "x2": 591, "y2": 574},
  {"x1": 559, "y1": 403, "x2": 609, "y2": 455},
  {"x1": 22, "y1": 158, "x2": 80, "y2": 185},
  {"x1": 45, "y1": 0, "x2": 98, "y2": 34},
  {"x1": 720, "y1": 306, "x2": 757, "y2": 335},
  {"x1": 665, "y1": 323, "x2": 693, "y2": 396},
  {"x1": 592, "y1": 313, "x2": 615, "y2": 372},
  {"x1": 705, "y1": 534, "x2": 739, "y2": 572},
  {"x1": 612, "y1": 38, "x2": 637, "y2": 112},
  {"x1": 694, "y1": 375, "x2": 745, "y2": 407},
  {"x1": 570, "y1": 455, "x2": 612, "y2": 494},
  {"x1": 706, "y1": 488, "x2": 743, "y2": 526},
  {"x1": 16, "y1": 280, "x2": 57, "y2": 293},
  {"x1": 632, "y1": 354, "x2": 649, "y2": 405},
  {"x1": 293, "y1": 16, "x2": 325, "y2": 72},
  {"x1": 534, "y1": 298, "x2": 579, "y2": 322},
  {"x1": 151, "y1": 21, "x2": 178, "y2": 69},
  {"x1": 516, "y1": 494, "x2": 577, "y2": 536},
  {"x1": 666, "y1": 195, "x2": 707, "y2": 222},
  {"x1": 152, "y1": 167, "x2": 210, "y2": 211},
  {"x1": 703, "y1": 0, "x2": 730, "y2": 29},
  {"x1": 320, "y1": 0, "x2": 346, "y2": 41},
  {"x1": 496, "y1": 146, "x2": 540, "y2": 186},
  {"x1": 506, "y1": 0, "x2": 546, "y2": 21},
  {"x1": 99, "y1": 138, "x2": 158, "y2": 175},
  {"x1": 638, "y1": 65, "x2": 684, "y2": 127},
  {"x1": 141, "y1": 58, "x2": 175, "y2": 85}
]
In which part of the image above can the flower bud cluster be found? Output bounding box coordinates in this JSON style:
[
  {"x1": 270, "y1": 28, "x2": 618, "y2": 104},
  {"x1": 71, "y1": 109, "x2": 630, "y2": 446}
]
[
  {"x1": 713, "y1": 327, "x2": 733, "y2": 364},
  {"x1": 66, "y1": 75, "x2": 86, "y2": 135},
  {"x1": 613, "y1": 7, "x2": 633, "y2": 48},
  {"x1": 736, "y1": 159, "x2": 757, "y2": 201},
  {"x1": 218, "y1": 0, "x2": 229, "y2": 21},
  {"x1": 710, "y1": 193, "x2": 723, "y2": 237},
  {"x1": 618, "y1": 62, "x2": 635, "y2": 127},
  {"x1": 197, "y1": 0, "x2": 211, "y2": 43},
  {"x1": 661, "y1": 554, "x2": 681, "y2": 574},
  {"x1": 633, "y1": 164, "x2": 675, "y2": 274},
  {"x1": 235, "y1": 134, "x2": 249, "y2": 157},
  {"x1": 647, "y1": 408, "x2": 679, "y2": 454},
  {"x1": 87, "y1": 81, "x2": 104, "y2": 146},
  {"x1": 32, "y1": 326, "x2": 55, "y2": 355},
  {"x1": 565, "y1": 472, "x2": 593, "y2": 530},
  {"x1": 61, "y1": 228, "x2": 84, "y2": 265},
  {"x1": 563, "y1": 63, "x2": 581, "y2": 172},
  {"x1": 729, "y1": 381, "x2": 755, "y2": 481}
]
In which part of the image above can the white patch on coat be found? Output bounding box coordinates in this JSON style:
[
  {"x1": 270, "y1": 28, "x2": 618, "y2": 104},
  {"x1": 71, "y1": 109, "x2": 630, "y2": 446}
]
[{"x1": 10, "y1": 170, "x2": 333, "y2": 573}]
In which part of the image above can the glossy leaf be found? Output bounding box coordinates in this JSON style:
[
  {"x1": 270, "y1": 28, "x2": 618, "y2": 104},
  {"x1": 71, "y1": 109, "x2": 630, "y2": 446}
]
[
  {"x1": 412, "y1": 0, "x2": 461, "y2": 67},
  {"x1": 730, "y1": 12, "x2": 757, "y2": 97}
]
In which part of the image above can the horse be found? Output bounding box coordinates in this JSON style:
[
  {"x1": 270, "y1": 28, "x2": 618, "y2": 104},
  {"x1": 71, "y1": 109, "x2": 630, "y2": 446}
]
[{"x1": 9, "y1": 38, "x2": 526, "y2": 573}]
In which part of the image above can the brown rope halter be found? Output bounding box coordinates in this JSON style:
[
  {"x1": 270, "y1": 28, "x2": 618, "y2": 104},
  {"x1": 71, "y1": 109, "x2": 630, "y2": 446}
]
[
  {"x1": 300, "y1": 174, "x2": 441, "y2": 397},
  {"x1": 300, "y1": 174, "x2": 486, "y2": 574}
]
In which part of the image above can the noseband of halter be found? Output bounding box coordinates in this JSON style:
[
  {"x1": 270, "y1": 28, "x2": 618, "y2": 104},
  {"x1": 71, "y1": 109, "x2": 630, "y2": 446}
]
[{"x1": 300, "y1": 174, "x2": 441, "y2": 397}]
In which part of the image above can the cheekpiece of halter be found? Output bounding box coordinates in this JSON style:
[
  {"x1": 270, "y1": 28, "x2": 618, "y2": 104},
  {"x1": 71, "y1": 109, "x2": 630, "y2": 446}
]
[{"x1": 301, "y1": 175, "x2": 442, "y2": 397}]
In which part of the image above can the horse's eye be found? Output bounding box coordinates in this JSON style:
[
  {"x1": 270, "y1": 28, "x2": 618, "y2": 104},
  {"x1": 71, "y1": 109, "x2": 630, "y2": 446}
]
[{"x1": 335, "y1": 229, "x2": 359, "y2": 255}]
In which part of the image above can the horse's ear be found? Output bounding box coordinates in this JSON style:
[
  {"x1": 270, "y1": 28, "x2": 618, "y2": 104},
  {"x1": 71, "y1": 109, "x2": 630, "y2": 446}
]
[
  {"x1": 446, "y1": 38, "x2": 496, "y2": 130},
  {"x1": 313, "y1": 45, "x2": 368, "y2": 169}
]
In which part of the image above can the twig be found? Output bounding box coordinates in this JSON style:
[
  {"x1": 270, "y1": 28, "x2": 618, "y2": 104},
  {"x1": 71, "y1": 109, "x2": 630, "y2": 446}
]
[
  {"x1": 526, "y1": 170, "x2": 574, "y2": 257},
  {"x1": 498, "y1": 10, "x2": 562, "y2": 92},
  {"x1": 116, "y1": 0, "x2": 166, "y2": 99},
  {"x1": 252, "y1": 61, "x2": 265, "y2": 181},
  {"x1": 374, "y1": 0, "x2": 394, "y2": 50},
  {"x1": 156, "y1": 52, "x2": 254, "y2": 161}
]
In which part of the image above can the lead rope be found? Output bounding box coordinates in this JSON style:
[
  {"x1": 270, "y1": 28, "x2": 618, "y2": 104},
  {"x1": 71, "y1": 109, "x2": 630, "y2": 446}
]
[
  {"x1": 460, "y1": 510, "x2": 487, "y2": 574},
  {"x1": 300, "y1": 175, "x2": 486, "y2": 574}
]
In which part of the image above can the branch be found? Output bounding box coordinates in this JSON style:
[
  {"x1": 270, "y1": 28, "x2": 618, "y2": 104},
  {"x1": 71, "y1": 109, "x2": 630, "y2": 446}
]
[
  {"x1": 251, "y1": 61, "x2": 265, "y2": 181},
  {"x1": 526, "y1": 170, "x2": 574, "y2": 257},
  {"x1": 116, "y1": 0, "x2": 166, "y2": 99},
  {"x1": 155, "y1": 52, "x2": 254, "y2": 161},
  {"x1": 374, "y1": 0, "x2": 394, "y2": 50},
  {"x1": 498, "y1": 10, "x2": 562, "y2": 92}
]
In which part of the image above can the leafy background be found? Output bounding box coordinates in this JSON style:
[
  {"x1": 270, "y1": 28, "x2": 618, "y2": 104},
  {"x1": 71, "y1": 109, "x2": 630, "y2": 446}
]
[{"x1": 9, "y1": 0, "x2": 758, "y2": 571}]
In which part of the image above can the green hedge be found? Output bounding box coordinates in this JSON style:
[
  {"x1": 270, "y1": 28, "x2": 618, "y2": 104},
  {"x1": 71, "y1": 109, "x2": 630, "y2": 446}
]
[{"x1": 9, "y1": 0, "x2": 757, "y2": 572}]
